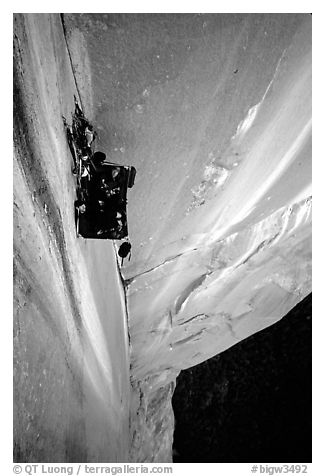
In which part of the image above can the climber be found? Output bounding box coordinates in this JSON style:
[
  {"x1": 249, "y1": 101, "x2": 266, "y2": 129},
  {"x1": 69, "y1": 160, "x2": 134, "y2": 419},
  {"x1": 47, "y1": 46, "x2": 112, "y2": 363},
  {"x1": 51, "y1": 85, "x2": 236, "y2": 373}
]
[
  {"x1": 85, "y1": 124, "x2": 96, "y2": 147},
  {"x1": 73, "y1": 96, "x2": 97, "y2": 149}
]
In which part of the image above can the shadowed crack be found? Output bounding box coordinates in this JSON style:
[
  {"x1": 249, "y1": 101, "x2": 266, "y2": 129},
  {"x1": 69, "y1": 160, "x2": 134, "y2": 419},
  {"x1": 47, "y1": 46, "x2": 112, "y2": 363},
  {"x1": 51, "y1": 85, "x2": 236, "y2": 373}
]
[
  {"x1": 173, "y1": 330, "x2": 205, "y2": 347},
  {"x1": 123, "y1": 247, "x2": 198, "y2": 286},
  {"x1": 179, "y1": 313, "x2": 209, "y2": 326},
  {"x1": 60, "y1": 14, "x2": 84, "y2": 110},
  {"x1": 174, "y1": 274, "x2": 210, "y2": 315},
  {"x1": 237, "y1": 232, "x2": 281, "y2": 268}
]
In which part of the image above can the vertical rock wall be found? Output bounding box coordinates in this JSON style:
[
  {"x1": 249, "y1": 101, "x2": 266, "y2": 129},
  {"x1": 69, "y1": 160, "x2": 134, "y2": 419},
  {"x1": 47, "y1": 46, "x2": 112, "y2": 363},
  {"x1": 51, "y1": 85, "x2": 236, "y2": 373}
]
[
  {"x1": 14, "y1": 14, "x2": 130, "y2": 462},
  {"x1": 63, "y1": 14, "x2": 312, "y2": 462}
]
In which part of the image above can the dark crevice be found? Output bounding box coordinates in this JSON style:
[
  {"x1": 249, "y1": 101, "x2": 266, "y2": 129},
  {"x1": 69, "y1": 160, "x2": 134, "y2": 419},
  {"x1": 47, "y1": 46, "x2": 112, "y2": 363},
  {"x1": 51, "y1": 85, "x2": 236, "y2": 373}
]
[
  {"x1": 59, "y1": 14, "x2": 84, "y2": 111},
  {"x1": 172, "y1": 294, "x2": 312, "y2": 462},
  {"x1": 124, "y1": 247, "x2": 199, "y2": 286}
]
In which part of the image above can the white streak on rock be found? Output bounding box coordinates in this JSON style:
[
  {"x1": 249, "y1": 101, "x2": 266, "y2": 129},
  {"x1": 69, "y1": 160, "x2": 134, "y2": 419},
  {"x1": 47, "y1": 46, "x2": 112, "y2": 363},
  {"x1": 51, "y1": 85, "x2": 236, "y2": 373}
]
[{"x1": 233, "y1": 49, "x2": 287, "y2": 141}]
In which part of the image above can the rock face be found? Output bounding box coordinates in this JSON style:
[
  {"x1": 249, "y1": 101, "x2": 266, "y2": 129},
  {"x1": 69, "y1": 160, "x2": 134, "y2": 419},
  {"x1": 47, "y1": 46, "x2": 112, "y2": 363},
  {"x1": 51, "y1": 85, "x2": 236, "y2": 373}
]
[
  {"x1": 172, "y1": 294, "x2": 312, "y2": 462},
  {"x1": 65, "y1": 14, "x2": 311, "y2": 462},
  {"x1": 13, "y1": 14, "x2": 130, "y2": 462}
]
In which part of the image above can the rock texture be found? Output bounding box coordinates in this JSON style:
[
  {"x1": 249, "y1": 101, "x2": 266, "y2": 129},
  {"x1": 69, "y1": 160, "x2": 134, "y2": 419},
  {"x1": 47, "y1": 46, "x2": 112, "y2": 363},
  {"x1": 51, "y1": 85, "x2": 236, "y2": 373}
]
[
  {"x1": 13, "y1": 14, "x2": 130, "y2": 462},
  {"x1": 172, "y1": 294, "x2": 312, "y2": 462},
  {"x1": 14, "y1": 13, "x2": 311, "y2": 463},
  {"x1": 64, "y1": 13, "x2": 311, "y2": 461}
]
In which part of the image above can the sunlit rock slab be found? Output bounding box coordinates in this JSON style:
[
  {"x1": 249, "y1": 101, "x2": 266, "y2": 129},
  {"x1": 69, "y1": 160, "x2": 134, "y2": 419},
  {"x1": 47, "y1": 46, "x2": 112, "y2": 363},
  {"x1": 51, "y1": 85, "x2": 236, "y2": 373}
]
[
  {"x1": 128, "y1": 196, "x2": 311, "y2": 384},
  {"x1": 62, "y1": 13, "x2": 311, "y2": 463},
  {"x1": 63, "y1": 13, "x2": 311, "y2": 277}
]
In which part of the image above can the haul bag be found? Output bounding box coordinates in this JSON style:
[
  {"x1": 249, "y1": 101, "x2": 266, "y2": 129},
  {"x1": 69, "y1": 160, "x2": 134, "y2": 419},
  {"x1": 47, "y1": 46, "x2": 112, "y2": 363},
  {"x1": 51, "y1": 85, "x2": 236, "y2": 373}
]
[{"x1": 127, "y1": 166, "x2": 137, "y2": 188}]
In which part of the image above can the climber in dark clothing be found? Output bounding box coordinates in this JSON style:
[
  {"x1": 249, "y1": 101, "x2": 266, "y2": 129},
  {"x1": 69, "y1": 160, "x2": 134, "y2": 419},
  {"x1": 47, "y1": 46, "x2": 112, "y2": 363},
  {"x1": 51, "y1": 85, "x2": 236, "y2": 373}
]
[
  {"x1": 73, "y1": 96, "x2": 97, "y2": 149},
  {"x1": 90, "y1": 151, "x2": 107, "y2": 169},
  {"x1": 92, "y1": 164, "x2": 125, "y2": 200},
  {"x1": 96, "y1": 205, "x2": 124, "y2": 237}
]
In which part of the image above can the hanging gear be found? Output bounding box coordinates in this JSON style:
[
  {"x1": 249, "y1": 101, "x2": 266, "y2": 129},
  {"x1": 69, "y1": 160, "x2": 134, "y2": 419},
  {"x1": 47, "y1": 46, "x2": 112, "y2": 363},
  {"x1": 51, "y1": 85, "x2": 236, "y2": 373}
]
[{"x1": 118, "y1": 241, "x2": 132, "y2": 265}]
